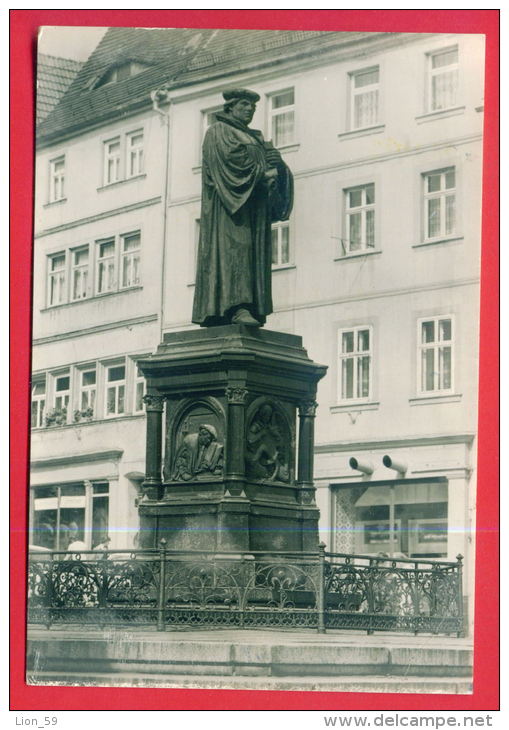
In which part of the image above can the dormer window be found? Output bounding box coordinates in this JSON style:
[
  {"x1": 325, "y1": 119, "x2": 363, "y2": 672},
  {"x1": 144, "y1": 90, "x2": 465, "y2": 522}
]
[{"x1": 96, "y1": 61, "x2": 150, "y2": 88}]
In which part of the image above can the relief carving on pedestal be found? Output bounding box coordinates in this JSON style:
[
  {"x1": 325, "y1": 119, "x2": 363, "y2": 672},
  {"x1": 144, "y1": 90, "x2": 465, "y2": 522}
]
[
  {"x1": 165, "y1": 401, "x2": 224, "y2": 482},
  {"x1": 245, "y1": 401, "x2": 292, "y2": 483},
  {"x1": 172, "y1": 423, "x2": 224, "y2": 481}
]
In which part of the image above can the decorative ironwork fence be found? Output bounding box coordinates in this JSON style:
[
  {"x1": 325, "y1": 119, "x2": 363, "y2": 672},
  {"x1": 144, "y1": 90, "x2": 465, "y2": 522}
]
[{"x1": 28, "y1": 543, "x2": 464, "y2": 636}]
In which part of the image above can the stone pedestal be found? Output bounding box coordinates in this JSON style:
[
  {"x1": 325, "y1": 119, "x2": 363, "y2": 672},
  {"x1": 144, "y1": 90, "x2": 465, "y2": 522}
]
[{"x1": 137, "y1": 325, "x2": 327, "y2": 553}]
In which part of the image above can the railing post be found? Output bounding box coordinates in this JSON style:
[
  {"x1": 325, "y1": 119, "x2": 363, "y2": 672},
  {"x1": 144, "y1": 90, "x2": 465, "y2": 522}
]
[
  {"x1": 413, "y1": 561, "x2": 420, "y2": 636},
  {"x1": 98, "y1": 550, "x2": 108, "y2": 625},
  {"x1": 456, "y1": 554, "x2": 465, "y2": 638},
  {"x1": 317, "y1": 542, "x2": 326, "y2": 634},
  {"x1": 367, "y1": 558, "x2": 375, "y2": 635},
  {"x1": 157, "y1": 539, "x2": 167, "y2": 631},
  {"x1": 45, "y1": 554, "x2": 54, "y2": 630}
]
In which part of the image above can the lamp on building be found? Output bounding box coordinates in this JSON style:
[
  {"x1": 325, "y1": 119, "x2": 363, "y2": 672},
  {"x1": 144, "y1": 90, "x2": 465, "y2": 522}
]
[
  {"x1": 348, "y1": 457, "x2": 374, "y2": 475},
  {"x1": 382, "y1": 455, "x2": 407, "y2": 474}
]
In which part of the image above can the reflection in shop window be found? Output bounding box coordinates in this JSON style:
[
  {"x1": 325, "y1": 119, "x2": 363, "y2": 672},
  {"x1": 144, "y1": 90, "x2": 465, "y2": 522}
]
[
  {"x1": 31, "y1": 482, "x2": 109, "y2": 551},
  {"x1": 333, "y1": 479, "x2": 448, "y2": 558}
]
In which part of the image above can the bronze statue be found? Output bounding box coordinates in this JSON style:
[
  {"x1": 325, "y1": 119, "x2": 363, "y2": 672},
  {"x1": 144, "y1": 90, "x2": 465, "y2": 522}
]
[{"x1": 192, "y1": 88, "x2": 293, "y2": 327}]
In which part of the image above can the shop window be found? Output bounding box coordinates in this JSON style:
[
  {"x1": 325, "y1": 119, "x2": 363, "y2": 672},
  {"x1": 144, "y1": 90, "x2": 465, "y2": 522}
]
[
  {"x1": 31, "y1": 482, "x2": 109, "y2": 551},
  {"x1": 333, "y1": 479, "x2": 448, "y2": 558}
]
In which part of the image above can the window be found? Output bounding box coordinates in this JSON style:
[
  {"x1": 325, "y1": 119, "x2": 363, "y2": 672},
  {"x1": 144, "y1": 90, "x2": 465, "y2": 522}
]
[
  {"x1": 350, "y1": 67, "x2": 379, "y2": 130},
  {"x1": 126, "y1": 130, "x2": 144, "y2": 177},
  {"x1": 338, "y1": 326, "x2": 372, "y2": 401},
  {"x1": 48, "y1": 252, "x2": 67, "y2": 306},
  {"x1": 198, "y1": 107, "x2": 222, "y2": 164},
  {"x1": 102, "y1": 130, "x2": 145, "y2": 185},
  {"x1": 78, "y1": 369, "x2": 96, "y2": 415},
  {"x1": 333, "y1": 480, "x2": 448, "y2": 558},
  {"x1": 36, "y1": 359, "x2": 145, "y2": 427},
  {"x1": 104, "y1": 138, "x2": 121, "y2": 185},
  {"x1": 92, "y1": 483, "x2": 110, "y2": 548},
  {"x1": 31, "y1": 481, "x2": 110, "y2": 550},
  {"x1": 120, "y1": 232, "x2": 141, "y2": 288},
  {"x1": 133, "y1": 363, "x2": 146, "y2": 414},
  {"x1": 428, "y1": 47, "x2": 458, "y2": 112},
  {"x1": 46, "y1": 231, "x2": 142, "y2": 305},
  {"x1": 49, "y1": 156, "x2": 65, "y2": 202},
  {"x1": 96, "y1": 238, "x2": 116, "y2": 294},
  {"x1": 31, "y1": 378, "x2": 46, "y2": 429},
  {"x1": 70, "y1": 246, "x2": 89, "y2": 301},
  {"x1": 343, "y1": 184, "x2": 376, "y2": 254},
  {"x1": 418, "y1": 316, "x2": 453, "y2": 394},
  {"x1": 271, "y1": 222, "x2": 290, "y2": 267},
  {"x1": 97, "y1": 62, "x2": 150, "y2": 88},
  {"x1": 423, "y1": 168, "x2": 456, "y2": 241},
  {"x1": 105, "y1": 363, "x2": 126, "y2": 417},
  {"x1": 53, "y1": 373, "x2": 70, "y2": 412},
  {"x1": 268, "y1": 89, "x2": 295, "y2": 147},
  {"x1": 202, "y1": 106, "x2": 222, "y2": 138}
]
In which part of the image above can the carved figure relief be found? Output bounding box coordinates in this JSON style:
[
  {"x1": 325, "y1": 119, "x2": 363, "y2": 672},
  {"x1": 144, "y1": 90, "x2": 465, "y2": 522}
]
[
  {"x1": 172, "y1": 423, "x2": 224, "y2": 481},
  {"x1": 165, "y1": 400, "x2": 225, "y2": 482},
  {"x1": 245, "y1": 402, "x2": 291, "y2": 483}
]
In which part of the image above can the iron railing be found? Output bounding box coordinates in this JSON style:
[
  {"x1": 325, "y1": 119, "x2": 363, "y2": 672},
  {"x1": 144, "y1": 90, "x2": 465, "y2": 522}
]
[{"x1": 27, "y1": 543, "x2": 464, "y2": 636}]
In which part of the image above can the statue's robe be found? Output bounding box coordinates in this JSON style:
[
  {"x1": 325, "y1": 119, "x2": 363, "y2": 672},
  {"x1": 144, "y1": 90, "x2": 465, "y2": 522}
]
[{"x1": 192, "y1": 112, "x2": 293, "y2": 326}]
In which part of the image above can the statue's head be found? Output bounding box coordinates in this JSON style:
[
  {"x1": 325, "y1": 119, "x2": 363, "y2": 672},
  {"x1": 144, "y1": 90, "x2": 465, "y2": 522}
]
[
  {"x1": 198, "y1": 424, "x2": 217, "y2": 445},
  {"x1": 223, "y1": 88, "x2": 260, "y2": 126}
]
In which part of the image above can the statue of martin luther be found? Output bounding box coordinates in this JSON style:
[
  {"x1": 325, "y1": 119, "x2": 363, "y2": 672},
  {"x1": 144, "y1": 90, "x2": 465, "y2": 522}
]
[{"x1": 192, "y1": 88, "x2": 293, "y2": 327}]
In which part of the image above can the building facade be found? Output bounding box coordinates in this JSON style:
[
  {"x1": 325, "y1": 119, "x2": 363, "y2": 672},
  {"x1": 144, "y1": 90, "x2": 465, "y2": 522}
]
[{"x1": 31, "y1": 29, "x2": 484, "y2": 629}]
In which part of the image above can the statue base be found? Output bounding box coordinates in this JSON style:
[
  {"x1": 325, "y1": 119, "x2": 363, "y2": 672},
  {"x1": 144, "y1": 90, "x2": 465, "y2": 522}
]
[{"x1": 137, "y1": 325, "x2": 327, "y2": 554}]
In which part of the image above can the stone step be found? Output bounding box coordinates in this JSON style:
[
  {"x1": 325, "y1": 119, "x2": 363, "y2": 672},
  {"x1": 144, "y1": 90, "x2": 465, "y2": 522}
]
[
  {"x1": 26, "y1": 671, "x2": 473, "y2": 694},
  {"x1": 27, "y1": 630, "x2": 472, "y2": 683}
]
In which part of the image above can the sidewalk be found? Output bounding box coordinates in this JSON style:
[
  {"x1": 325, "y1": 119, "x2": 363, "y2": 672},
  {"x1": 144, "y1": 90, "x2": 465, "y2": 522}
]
[{"x1": 27, "y1": 625, "x2": 473, "y2": 693}]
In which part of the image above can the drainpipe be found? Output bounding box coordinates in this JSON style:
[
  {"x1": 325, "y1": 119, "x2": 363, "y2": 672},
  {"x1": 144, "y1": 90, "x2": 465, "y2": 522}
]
[
  {"x1": 382, "y1": 455, "x2": 407, "y2": 475},
  {"x1": 150, "y1": 86, "x2": 172, "y2": 342},
  {"x1": 348, "y1": 457, "x2": 373, "y2": 475}
]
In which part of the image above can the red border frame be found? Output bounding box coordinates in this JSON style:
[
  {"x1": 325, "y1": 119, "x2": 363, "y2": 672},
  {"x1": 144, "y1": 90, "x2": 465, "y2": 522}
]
[{"x1": 10, "y1": 9, "x2": 499, "y2": 711}]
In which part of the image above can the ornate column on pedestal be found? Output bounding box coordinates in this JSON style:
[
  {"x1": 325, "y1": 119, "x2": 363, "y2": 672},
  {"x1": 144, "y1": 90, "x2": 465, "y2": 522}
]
[
  {"x1": 142, "y1": 393, "x2": 165, "y2": 500},
  {"x1": 297, "y1": 399, "x2": 318, "y2": 487},
  {"x1": 225, "y1": 386, "x2": 248, "y2": 497}
]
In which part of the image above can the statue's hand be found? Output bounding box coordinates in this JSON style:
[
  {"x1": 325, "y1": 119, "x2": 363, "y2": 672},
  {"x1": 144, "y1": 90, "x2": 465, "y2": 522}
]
[
  {"x1": 265, "y1": 148, "x2": 283, "y2": 166},
  {"x1": 264, "y1": 168, "x2": 278, "y2": 181}
]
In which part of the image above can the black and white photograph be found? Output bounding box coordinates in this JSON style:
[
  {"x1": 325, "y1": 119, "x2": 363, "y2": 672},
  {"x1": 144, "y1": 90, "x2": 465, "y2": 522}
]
[{"x1": 26, "y1": 23, "x2": 486, "y2": 696}]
